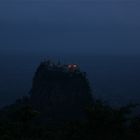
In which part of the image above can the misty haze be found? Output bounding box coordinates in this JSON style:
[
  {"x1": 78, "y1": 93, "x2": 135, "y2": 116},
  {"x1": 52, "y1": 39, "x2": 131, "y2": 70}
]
[{"x1": 0, "y1": 0, "x2": 140, "y2": 107}]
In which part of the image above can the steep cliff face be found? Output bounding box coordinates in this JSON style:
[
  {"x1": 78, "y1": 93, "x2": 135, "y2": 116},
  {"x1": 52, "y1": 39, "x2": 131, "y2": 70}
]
[{"x1": 30, "y1": 61, "x2": 94, "y2": 122}]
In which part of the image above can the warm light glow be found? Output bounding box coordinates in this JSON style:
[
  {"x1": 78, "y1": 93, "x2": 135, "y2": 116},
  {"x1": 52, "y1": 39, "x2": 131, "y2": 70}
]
[
  {"x1": 68, "y1": 64, "x2": 77, "y2": 70},
  {"x1": 68, "y1": 65, "x2": 72, "y2": 68},
  {"x1": 73, "y1": 65, "x2": 77, "y2": 68}
]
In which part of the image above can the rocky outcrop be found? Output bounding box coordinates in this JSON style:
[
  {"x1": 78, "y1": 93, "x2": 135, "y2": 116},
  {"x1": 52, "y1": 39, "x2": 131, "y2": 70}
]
[{"x1": 29, "y1": 60, "x2": 94, "y2": 123}]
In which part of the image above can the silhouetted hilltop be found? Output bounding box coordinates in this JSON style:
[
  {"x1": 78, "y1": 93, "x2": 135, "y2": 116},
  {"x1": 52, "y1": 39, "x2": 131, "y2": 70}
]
[
  {"x1": 0, "y1": 60, "x2": 140, "y2": 140},
  {"x1": 30, "y1": 60, "x2": 94, "y2": 123}
]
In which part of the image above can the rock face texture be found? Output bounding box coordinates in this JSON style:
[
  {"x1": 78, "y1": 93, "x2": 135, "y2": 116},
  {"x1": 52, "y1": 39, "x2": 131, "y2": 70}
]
[{"x1": 30, "y1": 61, "x2": 94, "y2": 123}]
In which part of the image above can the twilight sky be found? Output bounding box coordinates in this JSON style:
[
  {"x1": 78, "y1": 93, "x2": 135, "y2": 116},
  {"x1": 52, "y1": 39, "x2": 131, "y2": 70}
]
[
  {"x1": 0, "y1": 0, "x2": 140, "y2": 107},
  {"x1": 0, "y1": 0, "x2": 140, "y2": 55}
]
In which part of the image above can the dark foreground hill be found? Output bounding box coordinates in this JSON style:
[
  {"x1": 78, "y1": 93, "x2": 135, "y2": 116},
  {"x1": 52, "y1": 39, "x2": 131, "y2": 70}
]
[{"x1": 0, "y1": 60, "x2": 140, "y2": 140}]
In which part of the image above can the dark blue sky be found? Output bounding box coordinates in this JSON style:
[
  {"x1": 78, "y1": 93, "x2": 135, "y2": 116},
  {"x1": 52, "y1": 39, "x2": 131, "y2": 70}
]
[
  {"x1": 0, "y1": 0, "x2": 140, "y2": 55},
  {"x1": 0, "y1": 0, "x2": 140, "y2": 107}
]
